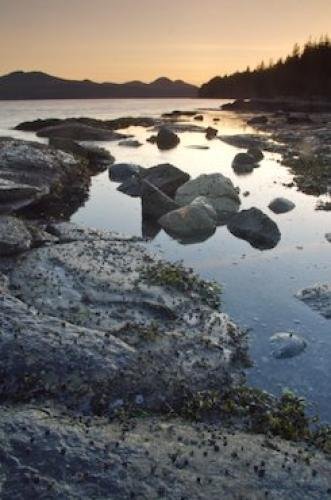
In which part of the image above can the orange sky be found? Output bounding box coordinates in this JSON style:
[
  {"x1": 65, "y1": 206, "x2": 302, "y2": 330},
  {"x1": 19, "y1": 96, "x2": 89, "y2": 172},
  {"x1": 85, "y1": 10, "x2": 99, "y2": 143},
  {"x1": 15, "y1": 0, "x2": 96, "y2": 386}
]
[{"x1": 0, "y1": 0, "x2": 330, "y2": 84}]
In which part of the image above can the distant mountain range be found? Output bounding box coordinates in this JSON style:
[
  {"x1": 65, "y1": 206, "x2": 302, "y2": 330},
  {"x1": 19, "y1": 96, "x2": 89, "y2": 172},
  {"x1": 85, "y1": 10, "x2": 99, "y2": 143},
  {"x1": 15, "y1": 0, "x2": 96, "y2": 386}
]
[{"x1": 0, "y1": 71, "x2": 198, "y2": 100}]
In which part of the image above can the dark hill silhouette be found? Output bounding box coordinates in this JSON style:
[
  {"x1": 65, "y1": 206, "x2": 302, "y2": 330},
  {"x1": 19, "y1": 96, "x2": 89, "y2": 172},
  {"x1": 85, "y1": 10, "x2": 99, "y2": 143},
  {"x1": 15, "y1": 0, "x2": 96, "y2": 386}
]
[
  {"x1": 0, "y1": 71, "x2": 198, "y2": 100},
  {"x1": 200, "y1": 37, "x2": 331, "y2": 99}
]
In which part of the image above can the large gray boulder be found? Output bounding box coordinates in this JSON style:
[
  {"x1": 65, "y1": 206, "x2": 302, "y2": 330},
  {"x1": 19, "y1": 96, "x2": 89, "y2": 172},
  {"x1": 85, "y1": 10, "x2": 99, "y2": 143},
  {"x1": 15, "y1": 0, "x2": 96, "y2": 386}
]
[
  {"x1": 227, "y1": 208, "x2": 281, "y2": 250},
  {"x1": 155, "y1": 127, "x2": 180, "y2": 150},
  {"x1": 0, "y1": 138, "x2": 90, "y2": 216},
  {"x1": 269, "y1": 197, "x2": 295, "y2": 214},
  {"x1": 141, "y1": 180, "x2": 179, "y2": 219},
  {"x1": 159, "y1": 204, "x2": 216, "y2": 243},
  {"x1": 175, "y1": 173, "x2": 240, "y2": 222},
  {"x1": 37, "y1": 123, "x2": 129, "y2": 141}
]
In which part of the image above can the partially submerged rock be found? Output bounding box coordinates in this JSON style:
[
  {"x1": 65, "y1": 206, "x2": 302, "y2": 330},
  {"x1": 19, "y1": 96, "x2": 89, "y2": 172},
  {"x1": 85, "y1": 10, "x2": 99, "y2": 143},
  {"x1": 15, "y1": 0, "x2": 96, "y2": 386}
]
[
  {"x1": 247, "y1": 147, "x2": 264, "y2": 161},
  {"x1": 115, "y1": 163, "x2": 189, "y2": 199},
  {"x1": 269, "y1": 197, "x2": 296, "y2": 214},
  {"x1": 227, "y1": 208, "x2": 281, "y2": 250},
  {"x1": 232, "y1": 153, "x2": 257, "y2": 174},
  {"x1": 37, "y1": 123, "x2": 129, "y2": 141},
  {"x1": 270, "y1": 332, "x2": 307, "y2": 359},
  {"x1": 206, "y1": 126, "x2": 218, "y2": 140},
  {"x1": 118, "y1": 139, "x2": 143, "y2": 148},
  {"x1": 110, "y1": 163, "x2": 145, "y2": 182},
  {"x1": 143, "y1": 163, "x2": 189, "y2": 197},
  {"x1": 155, "y1": 127, "x2": 180, "y2": 150},
  {"x1": 16, "y1": 116, "x2": 155, "y2": 132},
  {"x1": 296, "y1": 284, "x2": 331, "y2": 319},
  {"x1": 175, "y1": 173, "x2": 240, "y2": 223},
  {"x1": 325, "y1": 233, "x2": 331, "y2": 243},
  {"x1": 159, "y1": 204, "x2": 216, "y2": 243}
]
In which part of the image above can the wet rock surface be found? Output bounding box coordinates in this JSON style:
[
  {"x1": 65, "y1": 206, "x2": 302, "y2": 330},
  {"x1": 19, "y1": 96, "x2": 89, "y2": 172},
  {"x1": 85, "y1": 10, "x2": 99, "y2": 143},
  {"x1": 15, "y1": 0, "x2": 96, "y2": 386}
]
[
  {"x1": 296, "y1": 284, "x2": 331, "y2": 319},
  {"x1": 3, "y1": 224, "x2": 245, "y2": 412},
  {"x1": 0, "y1": 215, "x2": 32, "y2": 255},
  {"x1": 0, "y1": 137, "x2": 91, "y2": 217},
  {"x1": 227, "y1": 208, "x2": 281, "y2": 250},
  {"x1": 0, "y1": 407, "x2": 330, "y2": 500}
]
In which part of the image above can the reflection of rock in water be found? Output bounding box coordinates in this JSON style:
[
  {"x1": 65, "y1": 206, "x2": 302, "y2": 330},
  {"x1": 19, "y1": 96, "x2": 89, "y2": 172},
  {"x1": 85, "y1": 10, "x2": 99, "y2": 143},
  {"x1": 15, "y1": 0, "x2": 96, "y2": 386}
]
[
  {"x1": 18, "y1": 178, "x2": 91, "y2": 221},
  {"x1": 142, "y1": 214, "x2": 161, "y2": 240},
  {"x1": 227, "y1": 208, "x2": 281, "y2": 250}
]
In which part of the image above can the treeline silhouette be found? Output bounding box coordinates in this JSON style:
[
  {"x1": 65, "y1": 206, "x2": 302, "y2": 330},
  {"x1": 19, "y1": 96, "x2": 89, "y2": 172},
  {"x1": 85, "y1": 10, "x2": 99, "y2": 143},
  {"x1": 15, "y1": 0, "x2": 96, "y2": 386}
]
[{"x1": 199, "y1": 36, "x2": 331, "y2": 99}]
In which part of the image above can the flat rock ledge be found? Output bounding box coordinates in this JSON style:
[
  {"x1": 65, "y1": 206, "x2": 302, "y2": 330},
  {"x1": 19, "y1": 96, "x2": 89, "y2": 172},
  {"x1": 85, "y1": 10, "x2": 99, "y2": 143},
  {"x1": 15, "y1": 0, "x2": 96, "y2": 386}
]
[
  {"x1": 0, "y1": 223, "x2": 330, "y2": 498},
  {"x1": 1, "y1": 223, "x2": 246, "y2": 414},
  {"x1": 0, "y1": 406, "x2": 330, "y2": 499}
]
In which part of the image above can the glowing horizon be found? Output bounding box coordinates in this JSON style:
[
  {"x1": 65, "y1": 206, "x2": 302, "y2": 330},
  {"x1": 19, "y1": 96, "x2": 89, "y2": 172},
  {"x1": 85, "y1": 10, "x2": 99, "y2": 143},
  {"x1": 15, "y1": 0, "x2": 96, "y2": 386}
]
[{"x1": 0, "y1": 0, "x2": 330, "y2": 85}]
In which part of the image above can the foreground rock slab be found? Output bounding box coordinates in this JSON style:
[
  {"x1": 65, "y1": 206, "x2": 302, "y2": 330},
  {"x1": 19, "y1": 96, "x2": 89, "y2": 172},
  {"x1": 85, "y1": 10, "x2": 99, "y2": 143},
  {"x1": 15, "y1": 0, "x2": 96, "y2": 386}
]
[
  {"x1": 0, "y1": 407, "x2": 330, "y2": 500},
  {"x1": 3, "y1": 225, "x2": 246, "y2": 411},
  {"x1": 296, "y1": 283, "x2": 331, "y2": 319}
]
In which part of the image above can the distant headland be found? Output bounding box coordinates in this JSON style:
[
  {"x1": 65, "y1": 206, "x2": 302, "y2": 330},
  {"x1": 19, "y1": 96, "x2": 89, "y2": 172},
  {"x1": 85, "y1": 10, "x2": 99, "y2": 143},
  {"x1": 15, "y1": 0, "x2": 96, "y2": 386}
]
[{"x1": 0, "y1": 71, "x2": 198, "y2": 100}]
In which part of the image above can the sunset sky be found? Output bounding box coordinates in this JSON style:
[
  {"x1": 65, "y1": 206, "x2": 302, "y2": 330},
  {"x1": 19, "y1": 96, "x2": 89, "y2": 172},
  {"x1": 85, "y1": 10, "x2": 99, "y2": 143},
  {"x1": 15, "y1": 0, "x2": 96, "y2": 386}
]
[{"x1": 1, "y1": 0, "x2": 330, "y2": 84}]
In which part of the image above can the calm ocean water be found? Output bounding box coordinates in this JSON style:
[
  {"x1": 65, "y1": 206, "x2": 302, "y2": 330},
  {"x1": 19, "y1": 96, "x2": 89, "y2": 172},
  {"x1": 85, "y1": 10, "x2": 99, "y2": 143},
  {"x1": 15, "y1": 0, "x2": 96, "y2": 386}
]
[{"x1": 1, "y1": 98, "x2": 330, "y2": 422}]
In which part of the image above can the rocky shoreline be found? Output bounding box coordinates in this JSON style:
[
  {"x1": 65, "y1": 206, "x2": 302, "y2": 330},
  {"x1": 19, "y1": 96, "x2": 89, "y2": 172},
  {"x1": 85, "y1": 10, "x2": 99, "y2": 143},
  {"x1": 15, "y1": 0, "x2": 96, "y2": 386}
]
[
  {"x1": 0, "y1": 113, "x2": 330, "y2": 498},
  {"x1": 221, "y1": 99, "x2": 331, "y2": 198}
]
